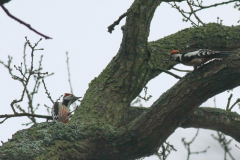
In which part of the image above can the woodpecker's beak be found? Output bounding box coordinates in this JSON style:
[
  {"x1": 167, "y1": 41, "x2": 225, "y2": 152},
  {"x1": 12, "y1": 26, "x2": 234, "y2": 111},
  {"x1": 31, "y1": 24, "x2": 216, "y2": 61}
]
[
  {"x1": 74, "y1": 96, "x2": 82, "y2": 101},
  {"x1": 165, "y1": 58, "x2": 170, "y2": 63}
]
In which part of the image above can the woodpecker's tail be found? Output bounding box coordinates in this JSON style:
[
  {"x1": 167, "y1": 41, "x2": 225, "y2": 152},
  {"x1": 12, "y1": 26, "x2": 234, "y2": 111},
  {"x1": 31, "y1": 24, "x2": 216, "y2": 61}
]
[
  {"x1": 197, "y1": 50, "x2": 233, "y2": 59},
  {"x1": 208, "y1": 51, "x2": 232, "y2": 58}
]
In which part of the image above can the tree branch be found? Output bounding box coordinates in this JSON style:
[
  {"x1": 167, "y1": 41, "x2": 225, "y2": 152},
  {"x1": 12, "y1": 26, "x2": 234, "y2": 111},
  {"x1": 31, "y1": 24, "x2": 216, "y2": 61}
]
[
  {"x1": 0, "y1": 113, "x2": 52, "y2": 120},
  {"x1": 172, "y1": 67, "x2": 191, "y2": 72},
  {"x1": 187, "y1": 0, "x2": 205, "y2": 26},
  {"x1": 192, "y1": 0, "x2": 237, "y2": 13},
  {"x1": 127, "y1": 106, "x2": 240, "y2": 149},
  {"x1": 154, "y1": 67, "x2": 182, "y2": 79},
  {"x1": 108, "y1": 12, "x2": 127, "y2": 33},
  {"x1": 1, "y1": 5, "x2": 52, "y2": 39},
  {"x1": 180, "y1": 107, "x2": 240, "y2": 142},
  {"x1": 0, "y1": 0, "x2": 10, "y2": 5}
]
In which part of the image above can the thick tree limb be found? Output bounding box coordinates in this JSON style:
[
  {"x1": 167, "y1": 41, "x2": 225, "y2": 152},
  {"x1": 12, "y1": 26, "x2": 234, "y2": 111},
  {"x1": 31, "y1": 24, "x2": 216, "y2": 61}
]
[
  {"x1": 180, "y1": 107, "x2": 240, "y2": 142},
  {"x1": 127, "y1": 106, "x2": 240, "y2": 143}
]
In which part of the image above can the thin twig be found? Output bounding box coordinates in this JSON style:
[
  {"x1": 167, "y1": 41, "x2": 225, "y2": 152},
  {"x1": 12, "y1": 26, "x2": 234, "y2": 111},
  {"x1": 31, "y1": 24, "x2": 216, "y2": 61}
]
[
  {"x1": 226, "y1": 93, "x2": 233, "y2": 111},
  {"x1": 187, "y1": 0, "x2": 205, "y2": 26},
  {"x1": 56, "y1": 95, "x2": 63, "y2": 102},
  {"x1": 0, "y1": 113, "x2": 52, "y2": 120},
  {"x1": 42, "y1": 79, "x2": 54, "y2": 104},
  {"x1": 169, "y1": 0, "x2": 230, "y2": 27},
  {"x1": 192, "y1": 0, "x2": 237, "y2": 13},
  {"x1": 66, "y1": 52, "x2": 74, "y2": 94},
  {"x1": 182, "y1": 129, "x2": 210, "y2": 160},
  {"x1": 0, "y1": 117, "x2": 9, "y2": 124},
  {"x1": 1, "y1": 5, "x2": 52, "y2": 39},
  {"x1": 172, "y1": 67, "x2": 192, "y2": 72},
  {"x1": 44, "y1": 104, "x2": 51, "y2": 115},
  {"x1": 154, "y1": 68, "x2": 182, "y2": 79},
  {"x1": 171, "y1": 2, "x2": 198, "y2": 27},
  {"x1": 138, "y1": 86, "x2": 152, "y2": 102},
  {"x1": 108, "y1": 12, "x2": 127, "y2": 33},
  {"x1": 156, "y1": 141, "x2": 177, "y2": 160},
  {"x1": 235, "y1": 144, "x2": 240, "y2": 149},
  {"x1": 212, "y1": 131, "x2": 235, "y2": 160},
  {"x1": 23, "y1": 42, "x2": 28, "y2": 76},
  {"x1": 1, "y1": 38, "x2": 54, "y2": 124},
  {"x1": 229, "y1": 98, "x2": 240, "y2": 111}
]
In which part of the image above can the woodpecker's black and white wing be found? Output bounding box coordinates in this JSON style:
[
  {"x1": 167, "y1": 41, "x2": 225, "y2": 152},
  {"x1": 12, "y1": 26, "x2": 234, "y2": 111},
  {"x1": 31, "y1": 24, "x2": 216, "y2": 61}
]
[
  {"x1": 51, "y1": 102, "x2": 60, "y2": 122},
  {"x1": 183, "y1": 49, "x2": 231, "y2": 59}
]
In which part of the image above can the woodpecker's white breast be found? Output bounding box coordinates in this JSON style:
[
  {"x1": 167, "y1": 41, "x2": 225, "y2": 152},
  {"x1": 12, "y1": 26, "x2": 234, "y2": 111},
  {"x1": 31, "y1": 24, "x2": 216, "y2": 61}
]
[{"x1": 184, "y1": 50, "x2": 201, "y2": 57}]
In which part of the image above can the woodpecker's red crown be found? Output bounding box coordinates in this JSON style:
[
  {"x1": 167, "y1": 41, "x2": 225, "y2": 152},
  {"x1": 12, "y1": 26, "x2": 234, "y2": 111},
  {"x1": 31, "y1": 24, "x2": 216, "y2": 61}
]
[
  {"x1": 63, "y1": 93, "x2": 73, "y2": 99},
  {"x1": 170, "y1": 50, "x2": 180, "y2": 56}
]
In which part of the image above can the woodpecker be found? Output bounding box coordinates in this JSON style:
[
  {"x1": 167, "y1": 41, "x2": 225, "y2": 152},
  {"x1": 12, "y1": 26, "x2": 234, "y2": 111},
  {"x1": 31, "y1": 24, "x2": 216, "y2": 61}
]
[
  {"x1": 51, "y1": 93, "x2": 81, "y2": 124},
  {"x1": 167, "y1": 49, "x2": 232, "y2": 70}
]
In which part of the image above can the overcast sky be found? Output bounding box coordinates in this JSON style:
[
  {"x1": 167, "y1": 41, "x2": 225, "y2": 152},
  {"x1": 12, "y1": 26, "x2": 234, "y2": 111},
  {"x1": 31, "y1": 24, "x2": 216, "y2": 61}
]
[{"x1": 0, "y1": 0, "x2": 240, "y2": 159}]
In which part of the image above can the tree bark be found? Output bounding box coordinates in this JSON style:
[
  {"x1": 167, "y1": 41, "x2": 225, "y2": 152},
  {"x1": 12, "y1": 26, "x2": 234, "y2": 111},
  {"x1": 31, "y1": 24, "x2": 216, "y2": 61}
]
[
  {"x1": 2, "y1": 0, "x2": 240, "y2": 159},
  {"x1": 0, "y1": 0, "x2": 11, "y2": 6}
]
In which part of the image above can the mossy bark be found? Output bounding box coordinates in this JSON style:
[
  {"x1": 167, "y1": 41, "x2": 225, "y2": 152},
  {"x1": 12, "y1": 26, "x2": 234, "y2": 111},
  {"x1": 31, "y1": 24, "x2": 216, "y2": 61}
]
[{"x1": 2, "y1": 0, "x2": 240, "y2": 159}]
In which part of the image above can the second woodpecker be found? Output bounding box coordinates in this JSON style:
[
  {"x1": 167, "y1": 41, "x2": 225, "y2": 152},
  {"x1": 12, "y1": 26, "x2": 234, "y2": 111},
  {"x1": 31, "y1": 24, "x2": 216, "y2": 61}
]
[
  {"x1": 51, "y1": 93, "x2": 81, "y2": 124},
  {"x1": 167, "y1": 49, "x2": 232, "y2": 70}
]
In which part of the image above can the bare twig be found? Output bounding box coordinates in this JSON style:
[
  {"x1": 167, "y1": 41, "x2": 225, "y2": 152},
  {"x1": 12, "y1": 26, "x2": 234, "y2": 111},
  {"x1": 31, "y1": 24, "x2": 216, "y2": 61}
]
[
  {"x1": 187, "y1": 0, "x2": 205, "y2": 26},
  {"x1": 193, "y1": 0, "x2": 237, "y2": 13},
  {"x1": 170, "y1": 2, "x2": 198, "y2": 27},
  {"x1": 23, "y1": 42, "x2": 28, "y2": 75},
  {"x1": 168, "y1": 0, "x2": 236, "y2": 27},
  {"x1": 44, "y1": 104, "x2": 51, "y2": 115},
  {"x1": 42, "y1": 79, "x2": 54, "y2": 104},
  {"x1": 212, "y1": 132, "x2": 235, "y2": 160},
  {"x1": 229, "y1": 98, "x2": 240, "y2": 111},
  {"x1": 226, "y1": 93, "x2": 240, "y2": 111},
  {"x1": 108, "y1": 12, "x2": 127, "y2": 33},
  {"x1": 56, "y1": 95, "x2": 63, "y2": 102},
  {"x1": 0, "y1": 117, "x2": 9, "y2": 124},
  {"x1": 66, "y1": 52, "x2": 74, "y2": 94},
  {"x1": 235, "y1": 144, "x2": 240, "y2": 149},
  {"x1": 10, "y1": 37, "x2": 42, "y2": 114},
  {"x1": 1, "y1": 5, "x2": 52, "y2": 39},
  {"x1": 138, "y1": 86, "x2": 152, "y2": 102},
  {"x1": 172, "y1": 67, "x2": 192, "y2": 72},
  {"x1": 0, "y1": 113, "x2": 52, "y2": 120},
  {"x1": 10, "y1": 37, "x2": 44, "y2": 124},
  {"x1": 182, "y1": 129, "x2": 210, "y2": 160},
  {"x1": 156, "y1": 141, "x2": 177, "y2": 160},
  {"x1": 15, "y1": 104, "x2": 26, "y2": 113},
  {"x1": 1, "y1": 38, "x2": 54, "y2": 124},
  {"x1": 154, "y1": 67, "x2": 182, "y2": 79},
  {"x1": 226, "y1": 93, "x2": 233, "y2": 111},
  {"x1": 131, "y1": 97, "x2": 143, "y2": 107}
]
